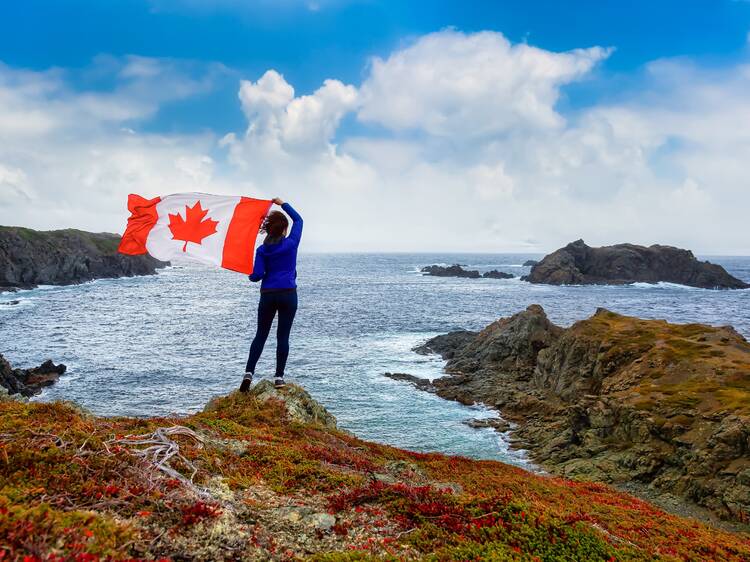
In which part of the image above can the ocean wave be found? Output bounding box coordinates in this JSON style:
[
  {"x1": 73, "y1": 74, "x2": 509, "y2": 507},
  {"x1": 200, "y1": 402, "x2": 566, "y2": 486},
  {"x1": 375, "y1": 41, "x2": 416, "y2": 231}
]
[{"x1": 628, "y1": 282, "x2": 704, "y2": 291}]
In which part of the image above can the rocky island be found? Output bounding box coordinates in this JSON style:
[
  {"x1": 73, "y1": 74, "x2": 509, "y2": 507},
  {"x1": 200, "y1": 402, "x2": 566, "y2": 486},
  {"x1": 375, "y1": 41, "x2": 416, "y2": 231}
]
[
  {"x1": 522, "y1": 239, "x2": 749, "y2": 289},
  {"x1": 2, "y1": 381, "x2": 749, "y2": 560},
  {"x1": 398, "y1": 306, "x2": 750, "y2": 526},
  {"x1": 0, "y1": 226, "x2": 168, "y2": 290},
  {"x1": 421, "y1": 264, "x2": 514, "y2": 279}
]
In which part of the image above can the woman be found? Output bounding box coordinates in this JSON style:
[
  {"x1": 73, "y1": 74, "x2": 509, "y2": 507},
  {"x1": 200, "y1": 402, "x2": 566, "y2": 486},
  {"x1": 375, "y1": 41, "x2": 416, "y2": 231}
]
[{"x1": 241, "y1": 197, "x2": 302, "y2": 391}]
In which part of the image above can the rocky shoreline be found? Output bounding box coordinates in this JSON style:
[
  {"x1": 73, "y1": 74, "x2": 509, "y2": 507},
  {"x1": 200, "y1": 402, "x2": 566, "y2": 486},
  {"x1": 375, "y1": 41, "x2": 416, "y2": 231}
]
[
  {"x1": 0, "y1": 226, "x2": 168, "y2": 290},
  {"x1": 392, "y1": 306, "x2": 750, "y2": 525},
  {"x1": 0, "y1": 354, "x2": 67, "y2": 396},
  {"x1": 523, "y1": 239, "x2": 748, "y2": 289}
]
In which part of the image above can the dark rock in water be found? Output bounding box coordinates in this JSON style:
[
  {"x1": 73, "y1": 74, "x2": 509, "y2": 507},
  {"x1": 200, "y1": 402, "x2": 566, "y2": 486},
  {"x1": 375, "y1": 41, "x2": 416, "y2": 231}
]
[
  {"x1": 384, "y1": 372, "x2": 437, "y2": 393},
  {"x1": 0, "y1": 354, "x2": 67, "y2": 396},
  {"x1": 522, "y1": 239, "x2": 748, "y2": 289},
  {"x1": 0, "y1": 300, "x2": 19, "y2": 306},
  {"x1": 523, "y1": 260, "x2": 539, "y2": 267},
  {"x1": 416, "y1": 305, "x2": 750, "y2": 523},
  {"x1": 413, "y1": 330, "x2": 477, "y2": 359},
  {"x1": 482, "y1": 270, "x2": 514, "y2": 279},
  {"x1": 421, "y1": 264, "x2": 480, "y2": 278},
  {"x1": 0, "y1": 226, "x2": 168, "y2": 289}
]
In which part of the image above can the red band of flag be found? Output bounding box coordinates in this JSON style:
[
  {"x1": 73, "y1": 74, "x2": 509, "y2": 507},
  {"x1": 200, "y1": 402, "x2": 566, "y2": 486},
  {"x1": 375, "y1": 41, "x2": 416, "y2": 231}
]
[{"x1": 119, "y1": 194, "x2": 161, "y2": 255}]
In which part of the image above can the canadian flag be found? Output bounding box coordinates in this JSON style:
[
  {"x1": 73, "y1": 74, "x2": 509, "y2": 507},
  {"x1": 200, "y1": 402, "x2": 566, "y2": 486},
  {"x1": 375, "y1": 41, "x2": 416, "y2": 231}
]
[{"x1": 118, "y1": 193, "x2": 272, "y2": 274}]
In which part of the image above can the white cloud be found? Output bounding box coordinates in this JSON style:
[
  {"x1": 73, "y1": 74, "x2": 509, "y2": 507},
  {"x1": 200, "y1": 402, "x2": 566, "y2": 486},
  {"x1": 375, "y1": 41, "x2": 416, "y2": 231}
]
[
  {"x1": 230, "y1": 70, "x2": 357, "y2": 157},
  {"x1": 0, "y1": 30, "x2": 749, "y2": 255},
  {"x1": 358, "y1": 30, "x2": 611, "y2": 137},
  {"x1": 0, "y1": 56, "x2": 237, "y2": 232}
]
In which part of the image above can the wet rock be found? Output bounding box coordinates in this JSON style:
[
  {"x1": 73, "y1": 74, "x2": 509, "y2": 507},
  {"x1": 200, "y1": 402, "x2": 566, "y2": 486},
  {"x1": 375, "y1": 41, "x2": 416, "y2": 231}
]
[
  {"x1": 0, "y1": 300, "x2": 19, "y2": 306},
  {"x1": 523, "y1": 260, "x2": 539, "y2": 267},
  {"x1": 420, "y1": 264, "x2": 480, "y2": 278},
  {"x1": 0, "y1": 354, "x2": 67, "y2": 396},
  {"x1": 413, "y1": 330, "x2": 477, "y2": 359},
  {"x1": 383, "y1": 372, "x2": 436, "y2": 393}
]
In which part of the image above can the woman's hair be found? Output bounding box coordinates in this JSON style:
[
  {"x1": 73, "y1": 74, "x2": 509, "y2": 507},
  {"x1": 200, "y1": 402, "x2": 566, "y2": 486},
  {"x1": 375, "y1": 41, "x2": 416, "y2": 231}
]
[{"x1": 261, "y1": 210, "x2": 289, "y2": 238}]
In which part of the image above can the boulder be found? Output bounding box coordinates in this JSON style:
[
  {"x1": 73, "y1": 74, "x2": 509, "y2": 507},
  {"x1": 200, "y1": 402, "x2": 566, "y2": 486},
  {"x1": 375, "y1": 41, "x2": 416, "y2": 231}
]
[
  {"x1": 249, "y1": 380, "x2": 338, "y2": 429},
  {"x1": 522, "y1": 239, "x2": 748, "y2": 289}
]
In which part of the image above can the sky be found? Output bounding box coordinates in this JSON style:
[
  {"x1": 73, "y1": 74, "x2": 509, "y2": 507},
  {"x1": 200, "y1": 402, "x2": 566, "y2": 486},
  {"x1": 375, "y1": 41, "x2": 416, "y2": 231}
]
[{"x1": 1, "y1": 1, "x2": 749, "y2": 254}]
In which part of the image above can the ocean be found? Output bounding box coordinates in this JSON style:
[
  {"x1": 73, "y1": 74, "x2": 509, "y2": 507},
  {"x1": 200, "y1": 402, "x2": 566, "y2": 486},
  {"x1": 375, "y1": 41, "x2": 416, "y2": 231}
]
[{"x1": 2, "y1": 254, "x2": 748, "y2": 466}]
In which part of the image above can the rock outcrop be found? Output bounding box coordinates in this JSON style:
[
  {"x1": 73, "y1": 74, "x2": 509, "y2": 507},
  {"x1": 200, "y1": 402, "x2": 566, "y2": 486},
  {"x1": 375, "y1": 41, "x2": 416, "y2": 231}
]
[
  {"x1": 384, "y1": 372, "x2": 437, "y2": 393},
  {"x1": 420, "y1": 265, "x2": 515, "y2": 280},
  {"x1": 409, "y1": 306, "x2": 750, "y2": 523},
  {"x1": 413, "y1": 330, "x2": 477, "y2": 359},
  {"x1": 523, "y1": 260, "x2": 539, "y2": 267},
  {"x1": 0, "y1": 354, "x2": 67, "y2": 396},
  {"x1": 522, "y1": 239, "x2": 748, "y2": 289},
  {"x1": 482, "y1": 269, "x2": 514, "y2": 279},
  {"x1": 0, "y1": 226, "x2": 168, "y2": 290},
  {"x1": 421, "y1": 264, "x2": 480, "y2": 278},
  {"x1": 247, "y1": 379, "x2": 339, "y2": 429}
]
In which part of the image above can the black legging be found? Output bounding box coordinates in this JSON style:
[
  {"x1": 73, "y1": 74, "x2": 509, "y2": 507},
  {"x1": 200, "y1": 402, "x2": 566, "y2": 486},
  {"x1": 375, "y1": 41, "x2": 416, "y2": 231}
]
[{"x1": 245, "y1": 290, "x2": 298, "y2": 377}]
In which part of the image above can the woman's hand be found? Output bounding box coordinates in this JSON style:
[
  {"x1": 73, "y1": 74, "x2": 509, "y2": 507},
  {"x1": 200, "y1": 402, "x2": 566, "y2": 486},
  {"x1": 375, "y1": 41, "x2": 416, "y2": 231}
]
[{"x1": 272, "y1": 197, "x2": 285, "y2": 206}]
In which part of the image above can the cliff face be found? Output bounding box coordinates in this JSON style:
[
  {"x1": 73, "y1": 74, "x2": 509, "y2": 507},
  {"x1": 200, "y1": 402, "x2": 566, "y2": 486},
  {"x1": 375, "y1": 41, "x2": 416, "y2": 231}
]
[
  {"x1": 0, "y1": 226, "x2": 167, "y2": 290},
  {"x1": 2, "y1": 381, "x2": 749, "y2": 560},
  {"x1": 412, "y1": 306, "x2": 750, "y2": 523},
  {"x1": 523, "y1": 239, "x2": 749, "y2": 289}
]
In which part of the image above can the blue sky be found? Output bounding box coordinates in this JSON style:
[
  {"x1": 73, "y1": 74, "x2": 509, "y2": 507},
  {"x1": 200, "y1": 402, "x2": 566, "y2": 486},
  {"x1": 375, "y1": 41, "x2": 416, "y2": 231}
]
[
  {"x1": 4, "y1": 0, "x2": 749, "y2": 133},
  {"x1": 1, "y1": 1, "x2": 749, "y2": 252}
]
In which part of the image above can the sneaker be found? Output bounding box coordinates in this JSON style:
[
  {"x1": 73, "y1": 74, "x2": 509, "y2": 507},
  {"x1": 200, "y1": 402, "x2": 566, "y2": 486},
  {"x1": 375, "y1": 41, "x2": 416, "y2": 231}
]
[
  {"x1": 240, "y1": 373, "x2": 253, "y2": 393},
  {"x1": 274, "y1": 377, "x2": 286, "y2": 389}
]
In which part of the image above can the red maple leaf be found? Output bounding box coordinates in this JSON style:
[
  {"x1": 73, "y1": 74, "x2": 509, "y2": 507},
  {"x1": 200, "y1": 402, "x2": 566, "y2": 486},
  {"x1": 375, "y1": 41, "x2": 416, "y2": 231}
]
[{"x1": 168, "y1": 201, "x2": 219, "y2": 252}]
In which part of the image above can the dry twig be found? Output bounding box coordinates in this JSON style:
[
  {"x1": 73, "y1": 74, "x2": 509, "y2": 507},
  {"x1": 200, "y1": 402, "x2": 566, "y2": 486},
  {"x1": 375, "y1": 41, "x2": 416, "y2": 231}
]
[{"x1": 107, "y1": 426, "x2": 210, "y2": 497}]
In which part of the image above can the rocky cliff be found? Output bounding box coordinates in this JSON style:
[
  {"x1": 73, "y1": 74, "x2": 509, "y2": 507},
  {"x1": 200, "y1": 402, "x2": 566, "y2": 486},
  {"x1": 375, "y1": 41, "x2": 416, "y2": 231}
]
[
  {"x1": 522, "y1": 239, "x2": 749, "y2": 289},
  {"x1": 0, "y1": 226, "x2": 167, "y2": 290},
  {"x1": 2, "y1": 381, "x2": 749, "y2": 560},
  {"x1": 408, "y1": 306, "x2": 750, "y2": 523}
]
